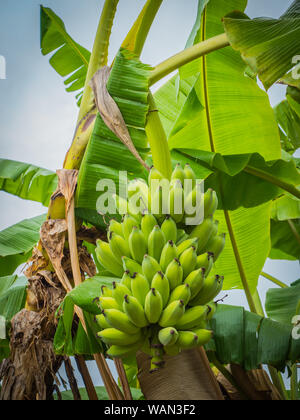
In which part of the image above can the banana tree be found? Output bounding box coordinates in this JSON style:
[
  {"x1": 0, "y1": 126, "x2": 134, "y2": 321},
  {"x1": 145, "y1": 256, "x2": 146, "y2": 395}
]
[{"x1": 0, "y1": 0, "x2": 300, "y2": 401}]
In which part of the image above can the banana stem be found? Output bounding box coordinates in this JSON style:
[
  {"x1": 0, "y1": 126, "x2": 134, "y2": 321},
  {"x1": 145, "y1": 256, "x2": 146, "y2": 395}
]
[
  {"x1": 244, "y1": 166, "x2": 300, "y2": 201},
  {"x1": 77, "y1": 0, "x2": 119, "y2": 124},
  {"x1": 149, "y1": 33, "x2": 229, "y2": 86},
  {"x1": 261, "y1": 272, "x2": 288, "y2": 289},
  {"x1": 146, "y1": 92, "x2": 172, "y2": 179},
  {"x1": 122, "y1": 0, "x2": 163, "y2": 57}
]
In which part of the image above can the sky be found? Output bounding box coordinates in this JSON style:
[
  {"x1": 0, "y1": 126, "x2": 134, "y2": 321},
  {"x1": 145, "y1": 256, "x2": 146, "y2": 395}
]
[{"x1": 0, "y1": 0, "x2": 299, "y2": 389}]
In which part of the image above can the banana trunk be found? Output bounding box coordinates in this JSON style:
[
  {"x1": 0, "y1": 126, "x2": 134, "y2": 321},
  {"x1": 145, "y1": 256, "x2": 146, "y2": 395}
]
[{"x1": 137, "y1": 348, "x2": 224, "y2": 400}]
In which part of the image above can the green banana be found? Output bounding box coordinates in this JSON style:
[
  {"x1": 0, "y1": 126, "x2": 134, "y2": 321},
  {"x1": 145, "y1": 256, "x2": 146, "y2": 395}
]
[
  {"x1": 112, "y1": 281, "x2": 131, "y2": 308},
  {"x1": 179, "y1": 246, "x2": 197, "y2": 278},
  {"x1": 161, "y1": 216, "x2": 177, "y2": 243},
  {"x1": 107, "y1": 219, "x2": 124, "y2": 240},
  {"x1": 190, "y1": 275, "x2": 224, "y2": 306},
  {"x1": 175, "y1": 305, "x2": 209, "y2": 330},
  {"x1": 142, "y1": 254, "x2": 161, "y2": 285},
  {"x1": 151, "y1": 271, "x2": 170, "y2": 308},
  {"x1": 177, "y1": 238, "x2": 198, "y2": 256},
  {"x1": 176, "y1": 331, "x2": 199, "y2": 349},
  {"x1": 204, "y1": 233, "x2": 226, "y2": 261},
  {"x1": 106, "y1": 341, "x2": 143, "y2": 359},
  {"x1": 207, "y1": 302, "x2": 218, "y2": 321},
  {"x1": 128, "y1": 178, "x2": 149, "y2": 211},
  {"x1": 168, "y1": 179, "x2": 184, "y2": 223},
  {"x1": 109, "y1": 232, "x2": 131, "y2": 261},
  {"x1": 122, "y1": 256, "x2": 143, "y2": 276},
  {"x1": 196, "y1": 252, "x2": 214, "y2": 276},
  {"x1": 190, "y1": 216, "x2": 215, "y2": 254},
  {"x1": 129, "y1": 226, "x2": 147, "y2": 263},
  {"x1": 165, "y1": 258, "x2": 183, "y2": 290},
  {"x1": 121, "y1": 270, "x2": 132, "y2": 290},
  {"x1": 158, "y1": 327, "x2": 179, "y2": 346},
  {"x1": 184, "y1": 268, "x2": 205, "y2": 300},
  {"x1": 145, "y1": 288, "x2": 163, "y2": 324},
  {"x1": 122, "y1": 214, "x2": 137, "y2": 240},
  {"x1": 131, "y1": 272, "x2": 150, "y2": 307},
  {"x1": 141, "y1": 213, "x2": 157, "y2": 241},
  {"x1": 113, "y1": 194, "x2": 128, "y2": 216},
  {"x1": 99, "y1": 297, "x2": 121, "y2": 311},
  {"x1": 103, "y1": 309, "x2": 140, "y2": 335},
  {"x1": 148, "y1": 225, "x2": 166, "y2": 262},
  {"x1": 159, "y1": 300, "x2": 185, "y2": 328},
  {"x1": 184, "y1": 182, "x2": 203, "y2": 222},
  {"x1": 184, "y1": 164, "x2": 196, "y2": 188},
  {"x1": 168, "y1": 284, "x2": 191, "y2": 306},
  {"x1": 123, "y1": 295, "x2": 149, "y2": 328},
  {"x1": 171, "y1": 163, "x2": 186, "y2": 185},
  {"x1": 160, "y1": 240, "x2": 178, "y2": 272},
  {"x1": 192, "y1": 328, "x2": 213, "y2": 346},
  {"x1": 100, "y1": 285, "x2": 113, "y2": 298},
  {"x1": 204, "y1": 189, "x2": 218, "y2": 217},
  {"x1": 96, "y1": 313, "x2": 111, "y2": 329},
  {"x1": 98, "y1": 328, "x2": 142, "y2": 346},
  {"x1": 95, "y1": 240, "x2": 124, "y2": 277},
  {"x1": 148, "y1": 166, "x2": 164, "y2": 185}
]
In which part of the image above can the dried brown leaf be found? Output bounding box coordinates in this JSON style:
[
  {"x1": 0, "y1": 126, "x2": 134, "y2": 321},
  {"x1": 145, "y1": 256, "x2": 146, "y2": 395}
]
[{"x1": 90, "y1": 66, "x2": 150, "y2": 171}]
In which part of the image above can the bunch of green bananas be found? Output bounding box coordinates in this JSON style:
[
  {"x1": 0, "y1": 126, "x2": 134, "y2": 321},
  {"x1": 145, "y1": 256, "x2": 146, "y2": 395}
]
[{"x1": 95, "y1": 164, "x2": 225, "y2": 372}]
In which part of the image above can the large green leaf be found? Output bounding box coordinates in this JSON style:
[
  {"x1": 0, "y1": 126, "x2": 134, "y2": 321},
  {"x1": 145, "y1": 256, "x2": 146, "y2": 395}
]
[
  {"x1": 266, "y1": 283, "x2": 300, "y2": 325},
  {"x1": 223, "y1": 1, "x2": 300, "y2": 90},
  {"x1": 208, "y1": 304, "x2": 299, "y2": 371},
  {"x1": 172, "y1": 149, "x2": 300, "y2": 210},
  {"x1": 0, "y1": 159, "x2": 57, "y2": 206},
  {"x1": 40, "y1": 6, "x2": 91, "y2": 105},
  {"x1": 0, "y1": 214, "x2": 46, "y2": 276},
  {"x1": 155, "y1": 0, "x2": 282, "y2": 293},
  {"x1": 76, "y1": 49, "x2": 151, "y2": 225},
  {"x1": 0, "y1": 275, "x2": 28, "y2": 362}
]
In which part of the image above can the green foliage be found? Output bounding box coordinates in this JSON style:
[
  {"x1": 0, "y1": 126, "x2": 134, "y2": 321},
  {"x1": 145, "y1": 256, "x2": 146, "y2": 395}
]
[
  {"x1": 76, "y1": 49, "x2": 151, "y2": 225},
  {"x1": 208, "y1": 304, "x2": 300, "y2": 371},
  {"x1": 0, "y1": 275, "x2": 28, "y2": 362},
  {"x1": 223, "y1": 1, "x2": 300, "y2": 90},
  {"x1": 266, "y1": 283, "x2": 300, "y2": 325},
  {"x1": 40, "y1": 6, "x2": 91, "y2": 105},
  {"x1": 0, "y1": 214, "x2": 46, "y2": 276},
  {"x1": 0, "y1": 159, "x2": 57, "y2": 206}
]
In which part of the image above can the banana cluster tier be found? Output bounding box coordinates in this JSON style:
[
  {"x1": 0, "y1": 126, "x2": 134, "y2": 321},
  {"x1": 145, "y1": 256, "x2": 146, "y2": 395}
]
[{"x1": 95, "y1": 164, "x2": 225, "y2": 371}]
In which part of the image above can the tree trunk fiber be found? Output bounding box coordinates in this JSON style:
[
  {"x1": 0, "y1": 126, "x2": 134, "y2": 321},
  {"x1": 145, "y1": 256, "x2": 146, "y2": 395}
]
[{"x1": 137, "y1": 348, "x2": 224, "y2": 400}]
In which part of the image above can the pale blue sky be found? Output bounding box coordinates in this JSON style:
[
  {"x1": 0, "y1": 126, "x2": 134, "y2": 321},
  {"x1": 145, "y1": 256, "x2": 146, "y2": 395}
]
[{"x1": 0, "y1": 0, "x2": 298, "y2": 390}]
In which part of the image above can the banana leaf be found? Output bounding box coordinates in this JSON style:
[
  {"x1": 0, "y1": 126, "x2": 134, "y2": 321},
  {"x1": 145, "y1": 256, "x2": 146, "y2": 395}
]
[
  {"x1": 0, "y1": 214, "x2": 46, "y2": 276},
  {"x1": 0, "y1": 275, "x2": 28, "y2": 362},
  {"x1": 208, "y1": 304, "x2": 300, "y2": 371},
  {"x1": 53, "y1": 295, "x2": 103, "y2": 357},
  {"x1": 0, "y1": 159, "x2": 57, "y2": 206},
  {"x1": 265, "y1": 283, "x2": 300, "y2": 325},
  {"x1": 76, "y1": 49, "x2": 151, "y2": 226},
  {"x1": 40, "y1": 6, "x2": 91, "y2": 105},
  {"x1": 155, "y1": 0, "x2": 284, "y2": 293},
  {"x1": 223, "y1": 0, "x2": 300, "y2": 90},
  {"x1": 172, "y1": 150, "x2": 300, "y2": 210},
  {"x1": 269, "y1": 194, "x2": 300, "y2": 260}
]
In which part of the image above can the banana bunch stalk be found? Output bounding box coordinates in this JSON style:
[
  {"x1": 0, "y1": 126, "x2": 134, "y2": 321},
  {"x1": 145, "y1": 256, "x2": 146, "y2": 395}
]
[{"x1": 95, "y1": 164, "x2": 225, "y2": 371}]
